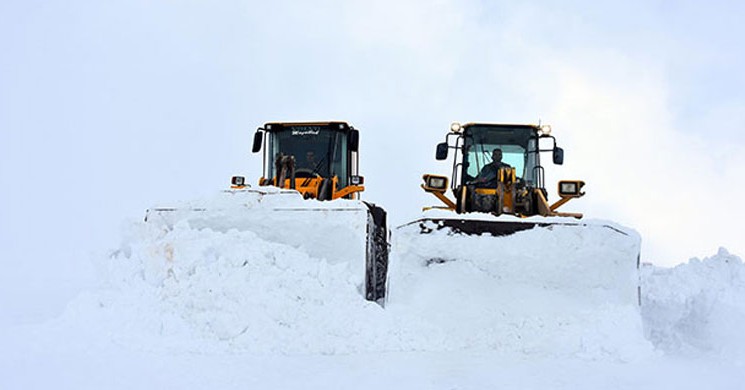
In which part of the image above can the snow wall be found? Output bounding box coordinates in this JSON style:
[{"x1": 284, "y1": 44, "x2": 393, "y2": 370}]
[
  {"x1": 642, "y1": 248, "x2": 745, "y2": 359},
  {"x1": 56, "y1": 191, "x2": 745, "y2": 361}
]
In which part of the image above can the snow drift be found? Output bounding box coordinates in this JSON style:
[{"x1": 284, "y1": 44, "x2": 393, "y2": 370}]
[
  {"x1": 642, "y1": 248, "x2": 745, "y2": 358},
  {"x1": 42, "y1": 191, "x2": 654, "y2": 361},
  {"x1": 46, "y1": 191, "x2": 745, "y2": 363}
]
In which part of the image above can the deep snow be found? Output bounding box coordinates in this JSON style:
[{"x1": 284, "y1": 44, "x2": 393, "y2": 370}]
[
  {"x1": 642, "y1": 247, "x2": 745, "y2": 360},
  {"x1": 1, "y1": 190, "x2": 744, "y2": 389}
]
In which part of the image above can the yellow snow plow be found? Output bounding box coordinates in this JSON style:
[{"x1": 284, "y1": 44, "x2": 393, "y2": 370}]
[
  {"x1": 146, "y1": 121, "x2": 389, "y2": 303},
  {"x1": 406, "y1": 122, "x2": 610, "y2": 236},
  {"x1": 418, "y1": 122, "x2": 586, "y2": 227},
  {"x1": 398, "y1": 122, "x2": 641, "y2": 307}
]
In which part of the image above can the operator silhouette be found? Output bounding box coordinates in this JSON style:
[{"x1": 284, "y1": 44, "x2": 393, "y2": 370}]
[{"x1": 472, "y1": 149, "x2": 511, "y2": 187}]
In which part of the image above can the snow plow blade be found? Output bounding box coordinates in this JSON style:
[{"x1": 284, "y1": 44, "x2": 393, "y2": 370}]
[
  {"x1": 395, "y1": 211, "x2": 641, "y2": 308},
  {"x1": 390, "y1": 212, "x2": 647, "y2": 357},
  {"x1": 144, "y1": 188, "x2": 389, "y2": 304}
]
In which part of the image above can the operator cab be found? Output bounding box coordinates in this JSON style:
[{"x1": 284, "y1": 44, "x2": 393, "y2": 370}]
[
  {"x1": 427, "y1": 122, "x2": 581, "y2": 217},
  {"x1": 437, "y1": 123, "x2": 563, "y2": 195},
  {"x1": 250, "y1": 121, "x2": 364, "y2": 200},
  {"x1": 461, "y1": 124, "x2": 542, "y2": 188}
]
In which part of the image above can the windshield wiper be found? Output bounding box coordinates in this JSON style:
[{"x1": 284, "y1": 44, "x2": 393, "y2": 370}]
[{"x1": 301, "y1": 155, "x2": 327, "y2": 187}]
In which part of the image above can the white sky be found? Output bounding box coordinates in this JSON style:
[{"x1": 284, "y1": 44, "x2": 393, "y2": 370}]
[{"x1": 1, "y1": 0, "x2": 744, "y2": 320}]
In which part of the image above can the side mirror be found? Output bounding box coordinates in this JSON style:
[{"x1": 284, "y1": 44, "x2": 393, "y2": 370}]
[
  {"x1": 553, "y1": 147, "x2": 564, "y2": 165},
  {"x1": 436, "y1": 142, "x2": 449, "y2": 160},
  {"x1": 349, "y1": 129, "x2": 360, "y2": 152},
  {"x1": 252, "y1": 130, "x2": 263, "y2": 153}
]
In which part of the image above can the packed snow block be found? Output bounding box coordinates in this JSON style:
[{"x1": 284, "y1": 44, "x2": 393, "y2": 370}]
[
  {"x1": 97, "y1": 189, "x2": 393, "y2": 353},
  {"x1": 395, "y1": 218, "x2": 641, "y2": 306},
  {"x1": 391, "y1": 216, "x2": 649, "y2": 359},
  {"x1": 143, "y1": 189, "x2": 369, "y2": 285},
  {"x1": 641, "y1": 248, "x2": 745, "y2": 358},
  {"x1": 150, "y1": 191, "x2": 365, "y2": 257}
]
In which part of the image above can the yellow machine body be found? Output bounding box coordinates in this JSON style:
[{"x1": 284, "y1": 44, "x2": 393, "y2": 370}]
[
  {"x1": 249, "y1": 121, "x2": 366, "y2": 201},
  {"x1": 421, "y1": 123, "x2": 586, "y2": 219}
]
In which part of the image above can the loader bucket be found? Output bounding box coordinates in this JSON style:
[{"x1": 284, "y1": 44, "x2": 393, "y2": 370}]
[
  {"x1": 144, "y1": 188, "x2": 389, "y2": 304},
  {"x1": 395, "y1": 211, "x2": 641, "y2": 308},
  {"x1": 389, "y1": 213, "x2": 647, "y2": 357}
]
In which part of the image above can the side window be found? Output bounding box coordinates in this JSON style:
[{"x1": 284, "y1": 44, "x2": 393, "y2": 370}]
[
  {"x1": 466, "y1": 151, "x2": 480, "y2": 178},
  {"x1": 331, "y1": 135, "x2": 348, "y2": 187},
  {"x1": 524, "y1": 138, "x2": 538, "y2": 185},
  {"x1": 267, "y1": 134, "x2": 277, "y2": 179}
]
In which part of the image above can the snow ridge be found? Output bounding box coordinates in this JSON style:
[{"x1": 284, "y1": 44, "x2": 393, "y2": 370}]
[
  {"x1": 642, "y1": 248, "x2": 745, "y2": 358},
  {"x1": 50, "y1": 193, "x2": 745, "y2": 363}
]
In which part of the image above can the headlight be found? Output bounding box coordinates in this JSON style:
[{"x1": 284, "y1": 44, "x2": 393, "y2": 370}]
[
  {"x1": 560, "y1": 182, "x2": 576, "y2": 194},
  {"x1": 423, "y1": 174, "x2": 448, "y2": 191},
  {"x1": 558, "y1": 180, "x2": 585, "y2": 197},
  {"x1": 428, "y1": 176, "x2": 446, "y2": 189},
  {"x1": 231, "y1": 176, "x2": 246, "y2": 186}
]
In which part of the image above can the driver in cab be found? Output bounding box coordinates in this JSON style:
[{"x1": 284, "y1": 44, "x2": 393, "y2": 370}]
[
  {"x1": 294, "y1": 150, "x2": 324, "y2": 178},
  {"x1": 302, "y1": 151, "x2": 317, "y2": 170},
  {"x1": 470, "y1": 148, "x2": 511, "y2": 188}
]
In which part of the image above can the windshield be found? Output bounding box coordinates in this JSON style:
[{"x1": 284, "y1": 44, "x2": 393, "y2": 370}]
[
  {"x1": 463, "y1": 126, "x2": 539, "y2": 185},
  {"x1": 267, "y1": 125, "x2": 349, "y2": 187}
]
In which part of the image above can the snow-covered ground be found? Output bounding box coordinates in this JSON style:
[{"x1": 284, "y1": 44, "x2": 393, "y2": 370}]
[{"x1": 2, "y1": 191, "x2": 744, "y2": 389}]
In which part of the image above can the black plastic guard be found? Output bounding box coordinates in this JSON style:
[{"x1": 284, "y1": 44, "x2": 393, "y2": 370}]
[
  {"x1": 363, "y1": 202, "x2": 389, "y2": 304},
  {"x1": 415, "y1": 218, "x2": 544, "y2": 236},
  {"x1": 405, "y1": 217, "x2": 629, "y2": 237}
]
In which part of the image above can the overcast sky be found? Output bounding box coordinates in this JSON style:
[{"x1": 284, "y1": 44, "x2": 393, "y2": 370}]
[{"x1": 2, "y1": 0, "x2": 744, "y2": 322}]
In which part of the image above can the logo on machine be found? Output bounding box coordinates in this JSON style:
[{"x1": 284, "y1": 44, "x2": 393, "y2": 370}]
[{"x1": 291, "y1": 126, "x2": 321, "y2": 136}]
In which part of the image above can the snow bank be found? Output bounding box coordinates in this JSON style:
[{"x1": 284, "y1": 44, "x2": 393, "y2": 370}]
[
  {"x1": 50, "y1": 191, "x2": 745, "y2": 363},
  {"x1": 53, "y1": 194, "x2": 653, "y2": 361},
  {"x1": 641, "y1": 248, "x2": 745, "y2": 358}
]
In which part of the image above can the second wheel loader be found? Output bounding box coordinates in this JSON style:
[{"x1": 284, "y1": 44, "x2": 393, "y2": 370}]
[{"x1": 146, "y1": 121, "x2": 389, "y2": 304}]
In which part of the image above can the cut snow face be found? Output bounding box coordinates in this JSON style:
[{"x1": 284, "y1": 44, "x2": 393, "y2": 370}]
[
  {"x1": 642, "y1": 248, "x2": 745, "y2": 359},
  {"x1": 143, "y1": 188, "x2": 370, "y2": 269}
]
